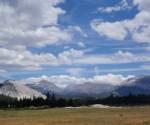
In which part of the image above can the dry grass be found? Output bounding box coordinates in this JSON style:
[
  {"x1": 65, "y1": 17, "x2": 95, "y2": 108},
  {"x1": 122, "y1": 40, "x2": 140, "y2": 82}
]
[{"x1": 0, "y1": 106, "x2": 150, "y2": 125}]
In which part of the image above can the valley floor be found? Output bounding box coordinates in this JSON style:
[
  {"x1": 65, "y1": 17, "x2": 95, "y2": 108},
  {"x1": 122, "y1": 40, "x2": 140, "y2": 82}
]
[{"x1": 0, "y1": 106, "x2": 150, "y2": 125}]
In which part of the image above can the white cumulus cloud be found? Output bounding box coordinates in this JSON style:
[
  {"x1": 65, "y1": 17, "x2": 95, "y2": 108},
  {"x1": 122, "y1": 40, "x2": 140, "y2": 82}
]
[
  {"x1": 98, "y1": 0, "x2": 131, "y2": 13},
  {"x1": 0, "y1": 0, "x2": 71, "y2": 49},
  {"x1": 91, "y1": 0, "x2": 150, "y2": 45}
]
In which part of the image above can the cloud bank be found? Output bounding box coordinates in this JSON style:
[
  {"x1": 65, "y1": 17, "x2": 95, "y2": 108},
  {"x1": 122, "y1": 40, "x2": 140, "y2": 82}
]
[{"x1": 24, "y1": 74, "x2": 134, "y2": 87}]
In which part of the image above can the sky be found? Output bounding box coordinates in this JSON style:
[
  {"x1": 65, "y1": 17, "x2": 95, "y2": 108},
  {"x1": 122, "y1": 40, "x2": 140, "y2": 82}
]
[{"x1": 0, "y1": 0, "x2": 150, "y2": 85}]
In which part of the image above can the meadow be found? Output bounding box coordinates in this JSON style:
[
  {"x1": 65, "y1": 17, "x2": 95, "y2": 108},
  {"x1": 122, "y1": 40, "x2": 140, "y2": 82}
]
[{"x1": 0, "y1": 106, "x2": 150, "y2": 125}]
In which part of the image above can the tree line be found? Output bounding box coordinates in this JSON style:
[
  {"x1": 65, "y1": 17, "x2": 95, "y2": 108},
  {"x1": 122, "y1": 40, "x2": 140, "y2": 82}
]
[{"x1": 0, "y1": 93, "x2": 150, "y2": 109}]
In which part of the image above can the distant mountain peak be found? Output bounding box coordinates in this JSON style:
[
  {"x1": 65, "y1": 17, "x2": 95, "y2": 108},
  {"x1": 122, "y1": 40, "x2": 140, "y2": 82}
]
[
  {"x1": 4, "y1": 79, "x2": 16, "y2": 84},
  {"x1": 27, "y1": 79, "x2": 61, "y2": 95},
  {"x1": 0, "y1": 80, "x2": 46, "y2": 99},
  {"x1": 115, "y1": 75, "x2": 150, "y2": 96}
]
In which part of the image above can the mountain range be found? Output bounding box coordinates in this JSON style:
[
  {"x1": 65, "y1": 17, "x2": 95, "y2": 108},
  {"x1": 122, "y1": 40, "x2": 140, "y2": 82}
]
[
  {"x1": 114, "y1": 76, "x2": 150, "y2": 96},
  {"x1": 0, "y1": 76, "x2": 150, "y2": 99},
  {"x1": 0, "y1": 80, "x2": 46, "y2": 99}
]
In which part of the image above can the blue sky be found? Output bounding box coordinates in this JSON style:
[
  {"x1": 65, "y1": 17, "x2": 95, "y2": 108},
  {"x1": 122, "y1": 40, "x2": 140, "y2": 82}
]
[{"x1": 0, "y1": 0, "x2": 150, "y2": 82}]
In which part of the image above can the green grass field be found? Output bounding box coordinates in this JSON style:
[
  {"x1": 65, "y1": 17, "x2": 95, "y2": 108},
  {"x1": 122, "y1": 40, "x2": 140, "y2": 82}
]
[{"x1": 0, "y1": 107, "x2": 150, "y2": 125}]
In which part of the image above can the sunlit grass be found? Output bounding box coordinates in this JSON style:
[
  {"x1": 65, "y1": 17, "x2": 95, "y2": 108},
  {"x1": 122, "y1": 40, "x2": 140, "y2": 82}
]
[{"x1": 0, "y1": 106, "x2": 150, "y2": 125}]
